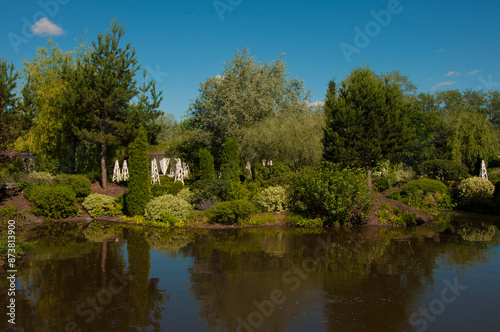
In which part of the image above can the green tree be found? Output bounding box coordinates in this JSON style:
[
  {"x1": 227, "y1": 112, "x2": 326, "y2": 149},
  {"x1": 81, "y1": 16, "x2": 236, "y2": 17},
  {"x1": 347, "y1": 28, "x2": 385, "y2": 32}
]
[
  {"x1": 65, "y1": 20, "x2": 140, "y2": 189},
  {"x1": 198, "y1": 148, "x2": 216, "y2": 181},
  {"x1": 18, "y1": 40, "x2": 81, "y2": 172},
  {"x1": 126, "y1": 126, "x2": 151, "y2": 216},
  {"x1": 322, "y1": 67, "x2": 413, "y2": 190},
  {"x1": 448, "y1": 111, "x2": 499, "y2": 173},
  {"x1": 0, "y1": 59, "x2": 19, "y2": 161},
  {"x1": 220, "y1": 137, "x2": 240, "y2": 181},
  {"x1": 188, "y1": 48, "x2": 310, "y2": 158},
  {"x1": 240, "y1": 109, "x2": 324, "y2": 170}
]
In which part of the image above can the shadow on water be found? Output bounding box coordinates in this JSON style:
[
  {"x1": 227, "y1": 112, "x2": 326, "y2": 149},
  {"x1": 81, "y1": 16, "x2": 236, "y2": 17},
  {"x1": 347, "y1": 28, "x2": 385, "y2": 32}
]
[{"x1": 1, "y1": 212, "x2": 499, "y2": 331}]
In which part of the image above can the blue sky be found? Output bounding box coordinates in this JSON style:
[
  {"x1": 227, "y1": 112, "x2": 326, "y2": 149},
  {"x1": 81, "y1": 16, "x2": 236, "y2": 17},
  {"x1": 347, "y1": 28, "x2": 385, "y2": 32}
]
[{"x1": 1, "y1": 0, "x2": 499, "y2": 120}]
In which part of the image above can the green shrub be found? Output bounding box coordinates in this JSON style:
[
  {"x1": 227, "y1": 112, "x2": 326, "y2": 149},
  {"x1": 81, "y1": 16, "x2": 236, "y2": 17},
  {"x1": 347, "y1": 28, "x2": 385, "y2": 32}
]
[
  {"x1": 283, "y1": 214, "x2": 323, "y2": 227},
  {"x1": 374, "y1": 160, "x2": 414, "y2": 189},
  {"x1": 247, "y1": 213, "x2": 278, "y2": 225},
  {"x1": 386, "y1": 190, "x2": 401, "y2": 201},
  {"x1": 191, "y1": 179, "x2": 231, "y2": 203},
  {"x1": 402, "y1": 179, "x2": 448, "y2": 195},
  {"x1": 151, "y1": 181, "x2": 184, "y2": 198},
  {"x1": 375, "y1": 203, "x2": 416, "y2": 226},
  {"x1": 458, "y1": 177, "x2": 495, "y2": 207},
  {"x1": 292, "y1": 163, "x2": 373, "y2": 225},
  {"x1": 256, "y1": 185, "x2": 289, "y2": 212},
  {"x1": 126, "y1": 126, "x2": 152, "y2": 216},
  {"x1": 83, "y1": 194, "x2": 122, "y2": 218},
  {"x1": 419, "y1": 160, "x2": 469, "y2": 181},
  {"x1": 145, "y1": 194, "x2": 194, "y2": 223},
  {"x1": 120, "y1": 214, "x2": 186, "y2": 228},
  {"x1": 198, "y1": 148, "x2": 216, "y2": 181},
  {"x1": 220, "y1": 137, "x2": 241, "y2": 181},
  {"x1": 207, "y1": 199, "x2": 257, "y2": 224},
  {"x1": 27, "y1": 185, "x2": 79, "y2": 221},
  {"x1": 54, "y1": 174, "x2": 91, "y2": 202},
  {"x1": 176, "y1": 187, "x2": 193, "y2": 203}
]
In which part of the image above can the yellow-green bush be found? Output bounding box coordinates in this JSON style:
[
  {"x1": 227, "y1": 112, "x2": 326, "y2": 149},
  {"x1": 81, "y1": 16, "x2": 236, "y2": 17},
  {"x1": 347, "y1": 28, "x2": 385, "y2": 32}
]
[
  {"x1": 256, "y1": 185, "x2": 289, "y2": 212},
  {"x1": 145, "y1": 194, "x2": 193, "y2": 223},
  {"x1": 83, "y1": 194, "x2": 122, "y2": 218},
  {"x1": 458, "y1": 177, "x2": 495, "y2": 207}
]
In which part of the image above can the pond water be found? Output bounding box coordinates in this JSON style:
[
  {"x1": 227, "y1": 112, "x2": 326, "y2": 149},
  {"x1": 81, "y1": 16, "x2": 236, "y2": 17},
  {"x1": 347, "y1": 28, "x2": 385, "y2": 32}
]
[{"x1": 2, "y1": 212, "x2": 500, "y2": 332}]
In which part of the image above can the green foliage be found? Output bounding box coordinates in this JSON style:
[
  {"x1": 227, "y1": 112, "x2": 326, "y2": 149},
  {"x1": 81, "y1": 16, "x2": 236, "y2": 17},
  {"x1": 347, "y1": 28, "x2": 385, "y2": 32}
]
[
  {"x1": 418, "y1": 160, "x2": 469, "y2": 181},
  {"x1": 402, "y1": 179, "x2": 448, "y2": 195},
  {"x1": 198, "y1": 148, "x2": 216, "y2": 181},
  {"x1": 457, "y1": 177, "x2": 495, "y2": 208},
  {"x1": 53, "y1": 174, "x2": 91, "y2": 202},
  {"x1": 220, "y1": 137, "x2": 240, "y2": 181},
  {"x1": 283, "y1": 214, "x2": 323, "y2": 227},
  {"x1": 82, "y1": 194, "x2": 122, "y2": 218},
  {"x1": 191, "y1": 179, "x2": 231, "y2": 204},
  {"x1": 144, "y1": 194, "x2": 193, "y2": 223},
  {"x1": 292, "y1": 163, "x2": 373, "y2": 225},
  {"x1": 240, "y1": 111, "x2": 324, "y2": 170},
  {"x1": 246, "y1": 213, "x2": 278, "y2": 225},
  {"x1": 188, "y1": 48, "x2": 310, "y2": 157},
  {"x1": 373, "y1": 160, "x2": 414, "y2": 191},
  {"x1": 256, "y1": 185, "x2": 289, "y2": 212},
  {"x1": 386, "y1": 190, "x2": 402, "y2": 201},
  {"x1": 120, "y1": 214, "x2": 186, "y2": 228},
  {"x1": 151, "y1": 181, "x2": 184, "y2": 197},
  {"x1": 176, "y1": 187, "x2": 193, "y2": 203},
  {"x1": 26, "y1": 184, "x2": 80, "y2": 221},
  {"x1": 376, "y1": 203, "x2": 417, "y2": 226},
  {"x1": 322, "y1": 68, "x2": 413, "y2": 180},
  {"x1": 126, "y1": 126, "x2": 151, "y2": 216},
  {"x1": 207, "y1": 199, "x2": 257, "y2": 225}
]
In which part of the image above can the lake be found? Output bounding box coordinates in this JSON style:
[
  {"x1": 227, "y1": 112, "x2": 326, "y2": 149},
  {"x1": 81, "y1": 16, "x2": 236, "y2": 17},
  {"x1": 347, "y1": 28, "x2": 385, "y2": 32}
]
[{"x1": 2, "y1": 212, "x2": 500, "y2": 332}]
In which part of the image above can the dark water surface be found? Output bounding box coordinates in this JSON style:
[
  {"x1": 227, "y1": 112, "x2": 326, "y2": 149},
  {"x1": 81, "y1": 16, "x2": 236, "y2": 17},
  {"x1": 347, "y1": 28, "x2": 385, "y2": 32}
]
[{"x1": 2, "y1": 212, "x2": 500, "y2": 332}]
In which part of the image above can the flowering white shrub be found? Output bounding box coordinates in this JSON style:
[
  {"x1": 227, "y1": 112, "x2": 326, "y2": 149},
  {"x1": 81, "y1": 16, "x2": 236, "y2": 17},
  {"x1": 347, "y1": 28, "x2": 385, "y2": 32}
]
[
  {"x1": 256, "y1": 186, "x2": 289, "y2": 212},
  {"x1": 458, "y1": 177, "x2": 495, "y2": 206}
]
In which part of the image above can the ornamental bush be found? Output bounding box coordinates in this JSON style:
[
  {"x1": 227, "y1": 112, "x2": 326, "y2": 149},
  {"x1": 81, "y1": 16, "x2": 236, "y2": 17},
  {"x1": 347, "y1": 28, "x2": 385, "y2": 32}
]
[
  {"x1": 176, "y1": 187, "x2": 193, "y2": 203},
  {"x1": 418, "y1": 160, "x2": 469, "y2": 181},
  {"x1": 402, "y1": 178, "x2": 448, "y2": 195},
  {"x1": 27, "y1": 185, "x2": 79, "y2": 221},
  {"x1": 145, "y1": 194, "x2": 193, "y2": 223},
  {"x1": 83, "y1": 194, "x2": 122, "y2": 218},
  {"x1": 292, "y1": 163, "x2": 373, "y2": 225},
  {"x1": 126, "y1": 127, "x2": 151, "y2": 216},
  {"x1": 198, "y1": 148, "x2": 216, "y2": 181},
  {"x1": 191, "y1": 179, "x2": 231, "y2": 204},
  {"x1": 256, "y1": 185, "x2": 289, "y2": 212},
  {"x1": 207, "y1": 199, "x2": 257, "y2": 225},
  {"x1": 54, "y1": 174, "x2": 91, "y2": 202},
  {"x1": 457, "y1": 177, "x2": 495, "y2": 207}
]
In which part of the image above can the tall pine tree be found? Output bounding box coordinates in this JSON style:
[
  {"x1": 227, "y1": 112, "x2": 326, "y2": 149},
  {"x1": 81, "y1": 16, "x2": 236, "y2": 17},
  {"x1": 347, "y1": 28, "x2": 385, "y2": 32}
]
[
  {"x1": 66, "y1": 20, "x2": 139, "y2": 189},
  {"x1": 322, "y1": 67, "x2": 412, "y2": 190}
]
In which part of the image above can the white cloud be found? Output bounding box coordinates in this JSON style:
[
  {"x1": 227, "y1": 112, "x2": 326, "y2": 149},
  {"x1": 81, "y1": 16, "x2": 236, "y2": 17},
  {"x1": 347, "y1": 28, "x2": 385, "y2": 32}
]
[
  {"x1": 31, "y1": 18, "x2": 64, "y2": 36},
  {"x1": 436, "y1": 49, "x2": 445, "y2": 53},
  {"x1": 430, "y1": 81, "x2": 458, "y2": 91},
  {"x1": 468, "y1": 70, "x2": 481, "y2": 76},
  {"x1": 308, "y1": 101, "x2": 325, "y2": 108},
  {"x1": 444, "y1": 71, "x2": 460, "y2": 77}
]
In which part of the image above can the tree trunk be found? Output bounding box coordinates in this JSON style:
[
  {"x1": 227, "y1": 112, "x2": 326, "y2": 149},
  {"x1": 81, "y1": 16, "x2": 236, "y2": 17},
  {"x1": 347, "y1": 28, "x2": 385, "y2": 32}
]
[
  {"x1": 101, "y1": 141, "x2": 107, "y2": 190},
  {"x1": 366, "y1": 165, "x2": 372, "y2": 192}
]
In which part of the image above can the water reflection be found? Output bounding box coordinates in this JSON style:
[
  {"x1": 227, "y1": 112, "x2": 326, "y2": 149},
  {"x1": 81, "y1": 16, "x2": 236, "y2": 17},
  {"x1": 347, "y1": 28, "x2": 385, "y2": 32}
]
[{"x1": 1, "y1": 214, "x2": 499, "y2": 332}]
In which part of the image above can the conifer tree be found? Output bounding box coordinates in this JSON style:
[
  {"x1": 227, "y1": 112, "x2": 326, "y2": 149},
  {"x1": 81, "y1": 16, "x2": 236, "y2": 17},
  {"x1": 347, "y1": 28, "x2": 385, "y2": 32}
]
[
  {"x1": 322, "y1": 67, "x2": 412, "y2": 190},
  {"x1": 126, "y1": 126, "x2": 151, "y2": 216},
  {"x1": 66, "y1": 19, "x2": 139, "y2": 189},
  {"x1": 220, "y1": 137, "x2": 240, "y2": 181},
  {"x1": 198, "y1": 148, "x2": 216, "y2": 181}
]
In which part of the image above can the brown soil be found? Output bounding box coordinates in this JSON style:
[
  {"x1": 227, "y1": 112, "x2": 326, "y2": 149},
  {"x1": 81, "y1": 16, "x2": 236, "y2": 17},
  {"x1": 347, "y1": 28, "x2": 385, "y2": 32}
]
[{"x1": 91, "y1": 181, "x2": 127, "y2": 197}]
